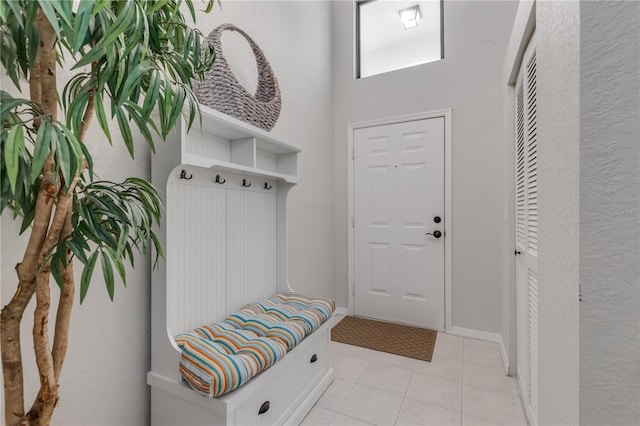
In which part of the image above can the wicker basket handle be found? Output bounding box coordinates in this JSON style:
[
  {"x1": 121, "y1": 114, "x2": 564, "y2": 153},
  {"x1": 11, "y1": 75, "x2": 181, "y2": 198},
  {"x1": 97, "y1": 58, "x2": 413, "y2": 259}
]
[{"x1": 209, "y1": 23, "x2": 278, "y2": 100}]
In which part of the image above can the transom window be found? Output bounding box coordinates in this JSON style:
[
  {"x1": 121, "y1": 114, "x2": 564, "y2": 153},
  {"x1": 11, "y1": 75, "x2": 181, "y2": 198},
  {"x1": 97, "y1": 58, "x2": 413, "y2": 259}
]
[{"x1": 356, "y1": 0, "x2": 444, "y2": 78}]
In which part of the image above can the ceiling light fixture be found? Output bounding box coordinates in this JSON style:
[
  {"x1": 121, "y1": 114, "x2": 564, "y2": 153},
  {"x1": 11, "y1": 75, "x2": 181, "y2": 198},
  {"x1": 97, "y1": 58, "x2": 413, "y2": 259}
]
[{"x1": 399, "y1": 5, "x2": 422, "y2": 30}]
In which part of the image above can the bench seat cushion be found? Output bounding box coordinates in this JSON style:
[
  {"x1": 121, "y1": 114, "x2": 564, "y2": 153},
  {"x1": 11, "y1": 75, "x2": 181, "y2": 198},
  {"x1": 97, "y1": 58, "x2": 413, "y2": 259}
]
[{"x1": 175, "y1": 292, "x2": 335, "y2": 397}]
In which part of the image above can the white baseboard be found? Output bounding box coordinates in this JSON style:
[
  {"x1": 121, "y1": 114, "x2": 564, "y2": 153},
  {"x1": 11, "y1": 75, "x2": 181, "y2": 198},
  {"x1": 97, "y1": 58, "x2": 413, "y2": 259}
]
[
  {"x1": 449, "y1": 326, "x2": 510, "y2": 374},
  {"x1": 449, "y1": 326, "x2": 501, "y2": 342},
  {"x1": 334, "y1": 307, "x2": 350, "y2": 316}
]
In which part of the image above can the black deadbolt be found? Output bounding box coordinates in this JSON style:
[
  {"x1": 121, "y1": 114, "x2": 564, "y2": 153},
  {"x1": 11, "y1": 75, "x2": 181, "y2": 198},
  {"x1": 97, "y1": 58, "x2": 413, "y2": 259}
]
[
  {"x1": 434, "y1": 216, "x2": 441, "y2": 223},
  {"x1": 258, "y1": 401, "x2": 270, "y2": 415},
  {"x1": 310, "y1": 354, "x2": 318, "y2": 363}
]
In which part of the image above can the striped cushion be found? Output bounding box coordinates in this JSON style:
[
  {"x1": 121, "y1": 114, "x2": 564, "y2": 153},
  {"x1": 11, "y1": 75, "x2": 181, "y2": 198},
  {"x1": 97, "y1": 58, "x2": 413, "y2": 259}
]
[{"x1": 176, "y1": 292, "x2": 335, "y2": 397}]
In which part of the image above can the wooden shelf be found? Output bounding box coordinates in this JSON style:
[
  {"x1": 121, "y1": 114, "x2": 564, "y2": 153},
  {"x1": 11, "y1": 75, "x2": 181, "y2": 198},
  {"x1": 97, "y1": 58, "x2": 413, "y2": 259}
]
[
  {"x1": 191, "y1": 104, "x2": 300, "y2": 154},
  {"x1": 180, "y1": 105, "x2": 299, "y2": 183},
  {"x1": 181, "y1": 154, "x2": 298, "y2": 184}
]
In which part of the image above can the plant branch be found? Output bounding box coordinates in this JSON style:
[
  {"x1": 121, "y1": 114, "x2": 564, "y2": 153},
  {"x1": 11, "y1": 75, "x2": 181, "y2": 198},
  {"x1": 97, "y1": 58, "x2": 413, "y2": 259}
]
[
  {"x1": 28, "y1": 262, "x2": 57, "y2": 426},
  {"x1": 8, "y1": 9, "x2": 61, "y2": 424},
  {"x1": 0, "y1": 14, "x2": 46, "y2": 424},
  {"x1": 51, "y1": 205, "x2": 74, "y2": 382},
  {"x1": 50, "y1": 76, "x2": 96, "y2": 382},
  {"x1": 24, "y1": 188, "x2": 75, "y2": 426}
]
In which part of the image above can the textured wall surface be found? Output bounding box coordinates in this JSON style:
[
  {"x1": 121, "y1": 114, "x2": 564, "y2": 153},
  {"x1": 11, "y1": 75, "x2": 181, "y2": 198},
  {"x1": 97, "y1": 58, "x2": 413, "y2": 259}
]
[
  {"x1": 536, "y1": 1, "x2": 581, "y2": 424},
  {"x1": 332, "y1": 1, "x2": 519, "y2": 333},
  {"x1": 1, "y1": 2, "x2": 334, "y2": 424},
  {"x1": 193, "y1": 1, "x2": 335, "y2": 299},
  {"x1": 579, "y1": 2, "x2": 640, "y2": 424}
]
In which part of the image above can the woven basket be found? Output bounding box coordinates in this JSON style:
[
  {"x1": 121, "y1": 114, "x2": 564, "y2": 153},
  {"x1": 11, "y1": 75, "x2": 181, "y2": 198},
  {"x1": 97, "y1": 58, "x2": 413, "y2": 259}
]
[{"x1": 194, "y1": 24, "x2": 281, "y2": 131}]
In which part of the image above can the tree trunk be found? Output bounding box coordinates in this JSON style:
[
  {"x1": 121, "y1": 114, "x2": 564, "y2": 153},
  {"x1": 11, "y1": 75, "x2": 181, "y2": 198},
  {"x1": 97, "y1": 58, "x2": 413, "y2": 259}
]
[
  {"x1": 0, "y1": 8, "x2": 60, "y2": 426},
  {"x1": 52, "y1": 210, "x2": 74, "y2": 381}
]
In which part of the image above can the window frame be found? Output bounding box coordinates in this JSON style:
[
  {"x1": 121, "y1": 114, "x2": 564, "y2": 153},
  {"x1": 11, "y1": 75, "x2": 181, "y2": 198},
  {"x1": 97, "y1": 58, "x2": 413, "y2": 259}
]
[{"x1": 355, "y1": 0, "x2": 445, "y2": 79}]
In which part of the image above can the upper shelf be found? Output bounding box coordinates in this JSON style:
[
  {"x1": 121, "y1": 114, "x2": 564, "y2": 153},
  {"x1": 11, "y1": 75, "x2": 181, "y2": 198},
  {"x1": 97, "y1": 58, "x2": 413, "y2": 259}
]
[{"x1": 179, "y1": 104, "x2": 299, "y2": 183}]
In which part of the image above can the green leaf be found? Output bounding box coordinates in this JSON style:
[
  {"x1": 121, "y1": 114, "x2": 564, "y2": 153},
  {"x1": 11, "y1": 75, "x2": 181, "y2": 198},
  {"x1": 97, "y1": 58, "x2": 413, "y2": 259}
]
[
  {"x1": 80, "y1": 250, "x2": 99, "y2": 303},
  {"x1": 79, "y1": 141, "x2": 94, "y2": 182},
  {"x1": 19, "y1": 202, "x2": 36, "y2": 234},
  {"x1": 121, "y1": 61, "x2": 152, "y2": 104},
  {"x1": 115, "y1": 223, "x2": 128, "y2": 258},
  {"x1": 113, "y1": 257, "x2": 127, "y2": 287},
  {"x1": 31, "y1": 121, "x2": 51, "y2": 183},
  {"x1": 97, "y1": 0, "x2": 135, "y2": 49},
  {"x1": 115, "y1": 108, "x2": 134, "y2": 157},
  {"x1": 4, "y1": 125, "x2": 24, "y2": 194},
  {"x1": 72, "y1": 0, "x2": 95, "y2": 53},
  {"x1": 50, "y1": 250, "x2": 65, "y2": 290},
  {"x1": 150, "y1": 230, "x2": 163, "y2": 268},
  {"x1": 27, "y1": 24, "x2": 40, "y2": 80},
  {"x1": 94, "y1": 92, "x2": 112, "y2": 142},
  {"x1": 3, "y1": 1, "x2": 23, "y2": 25},
  {"x1": 54, "y1": 127, "x2": 74, "y2": 191},
  {"x1": 72, "y1": 43, "x2": 105, "y2": 69},
  {"x1": 0, "y1": 92, "x2": 31, "y2": 117},
  {"x1": 100, "y1": 250, "x2": 114, "y2": 301},
  {"x1": 142, "y1": 70, "x2": 161, "y2": 121},
  {"x1": 68, "y1": 239, "x2": 89, "y2": 265}
]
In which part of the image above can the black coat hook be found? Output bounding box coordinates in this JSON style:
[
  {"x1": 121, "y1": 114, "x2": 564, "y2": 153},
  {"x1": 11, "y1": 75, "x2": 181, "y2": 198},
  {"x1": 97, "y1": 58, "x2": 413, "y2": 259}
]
[
  {"x1": 264, "y1": 182, "x2": 272, "y2": 190},
  {"x1": 215, "y1": 174, "x2": 225, "y2": 184},
  {"x1": 241, "y1": 179, "x2": 252, "y2": 187},
  {"x1": 180, "y1": 170, "x2": 193, "y2": 180}
]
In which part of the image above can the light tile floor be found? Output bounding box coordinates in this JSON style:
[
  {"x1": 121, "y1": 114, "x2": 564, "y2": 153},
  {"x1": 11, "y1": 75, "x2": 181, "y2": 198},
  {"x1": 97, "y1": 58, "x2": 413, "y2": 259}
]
[{"x1": 302, "y1": 332, "x2": 527, "y2": 426}]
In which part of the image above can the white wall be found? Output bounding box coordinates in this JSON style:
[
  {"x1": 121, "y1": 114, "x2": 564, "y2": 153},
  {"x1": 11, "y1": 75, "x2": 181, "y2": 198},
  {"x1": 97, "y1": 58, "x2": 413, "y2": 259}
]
[
  {"x1": 360, "y1": 37, "x2": 441, "y2": 78},
  {"x1": 535, "y1": 1, "x2": 581, "y2": 424},
  {"x1": 193, "y1": 1, "x2": 335, "y2": 299},
  {"x1": 1, "y1": 2, "x2": 334, "y2": 424},
  {"x1": 579, "y1": 1, "x2": 640, "y2": 424},
  {"x1": 333, "y1": 1, "x2": 519, "y2": 333}
]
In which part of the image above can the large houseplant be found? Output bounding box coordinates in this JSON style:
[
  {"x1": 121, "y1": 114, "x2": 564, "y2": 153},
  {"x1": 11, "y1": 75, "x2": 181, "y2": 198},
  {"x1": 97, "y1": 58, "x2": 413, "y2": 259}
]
[{"x1": 0, "y1": 1, "x2": 216, "y2": 424}]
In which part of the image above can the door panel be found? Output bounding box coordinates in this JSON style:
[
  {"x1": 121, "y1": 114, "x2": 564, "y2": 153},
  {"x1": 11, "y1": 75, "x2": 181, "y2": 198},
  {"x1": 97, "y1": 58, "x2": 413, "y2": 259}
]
[
  {"x1": 354, "y1": 117, "x2": 445, "y2": 330},
  {"x1": 514, "y1": 33, "x2": 538, "y2": 424}
]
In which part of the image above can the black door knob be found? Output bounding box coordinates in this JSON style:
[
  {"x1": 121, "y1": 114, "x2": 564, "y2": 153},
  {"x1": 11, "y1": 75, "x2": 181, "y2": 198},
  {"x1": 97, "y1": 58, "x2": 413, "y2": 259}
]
[
  {"x1": 425, "y1": 230, "x2": 442, "y2": 238},
  {"x1": 434, "y1": 216, "x2": 441, "y2": 223}
]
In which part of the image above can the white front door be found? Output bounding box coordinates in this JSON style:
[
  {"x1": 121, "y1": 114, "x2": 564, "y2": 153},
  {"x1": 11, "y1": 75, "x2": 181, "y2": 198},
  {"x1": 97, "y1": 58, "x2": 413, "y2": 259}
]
[{"x1": 353, "y1": 117, "x2": 445, "y2": 330}]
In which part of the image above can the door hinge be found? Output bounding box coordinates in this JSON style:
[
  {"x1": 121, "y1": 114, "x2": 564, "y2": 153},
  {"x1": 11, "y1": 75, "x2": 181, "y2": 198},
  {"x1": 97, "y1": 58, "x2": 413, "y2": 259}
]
[
  {"x1": 351, "y1": 215, "x2": 355, "y2": 228},
  {"x1": 352, "y1": 147, "x2": 355, "y2": 160},
  {"x1": 579, "y1": 284, "x2": 583, "y2": 302},
  {"x1": 352, "y1": 284, "x2": 355, "y2": 296}
]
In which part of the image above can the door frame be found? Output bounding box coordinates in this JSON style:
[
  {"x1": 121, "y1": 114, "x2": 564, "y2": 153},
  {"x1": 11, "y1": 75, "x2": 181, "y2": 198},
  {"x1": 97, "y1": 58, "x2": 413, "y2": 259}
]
[{"x1": 347, "y1": 109, "x2": 453, "y2": 332}]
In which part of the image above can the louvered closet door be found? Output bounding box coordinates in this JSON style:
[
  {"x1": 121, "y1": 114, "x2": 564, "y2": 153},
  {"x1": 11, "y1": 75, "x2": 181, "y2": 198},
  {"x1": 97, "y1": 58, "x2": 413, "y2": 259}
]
[{"x1": 515, "y1": 33, "x2": 538, "y2": 425}]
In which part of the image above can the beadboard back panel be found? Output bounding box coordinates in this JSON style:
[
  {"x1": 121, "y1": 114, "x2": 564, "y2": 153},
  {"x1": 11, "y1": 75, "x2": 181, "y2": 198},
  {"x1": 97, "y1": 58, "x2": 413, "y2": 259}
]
[
  {"x1": 227, "y1": 188, "x2": 277, "y2": 314},
  {"x1": 166, "y1": 167, "x2": 278, "y2": 336},
  {"x1": 166, "y1": 171, "x2": 228, "y2": 335}
]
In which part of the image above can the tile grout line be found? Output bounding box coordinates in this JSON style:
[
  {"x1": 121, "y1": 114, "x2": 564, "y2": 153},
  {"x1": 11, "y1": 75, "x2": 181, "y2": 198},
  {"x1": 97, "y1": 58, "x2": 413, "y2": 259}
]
[
  {"x1": 392, "y1": 360, "x2": 415, "y2": 426},
  {"x1": 335, "y1": 348, "x2": 378, "y2": 425},
  {"x1": 332, "y1": 378, "x2": 355, "y2": 414}
]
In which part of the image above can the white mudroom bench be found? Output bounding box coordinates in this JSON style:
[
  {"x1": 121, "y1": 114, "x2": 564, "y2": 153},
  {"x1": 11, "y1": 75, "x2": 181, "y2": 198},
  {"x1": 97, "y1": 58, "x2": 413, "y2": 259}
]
[{"x1": 147, "y1": 106, "x2": 337, "y2": 425}]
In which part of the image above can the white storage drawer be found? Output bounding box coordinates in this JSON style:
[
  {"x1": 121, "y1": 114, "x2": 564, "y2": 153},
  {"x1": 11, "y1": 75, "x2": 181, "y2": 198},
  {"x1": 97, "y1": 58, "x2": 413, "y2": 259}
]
[{"x1": 232, "y1": 331, "x2": 330, "y2": 425}]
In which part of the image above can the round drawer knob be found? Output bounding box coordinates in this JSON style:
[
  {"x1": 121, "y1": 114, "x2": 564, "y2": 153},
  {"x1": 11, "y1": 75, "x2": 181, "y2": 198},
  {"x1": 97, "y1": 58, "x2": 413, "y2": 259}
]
[
  {"x1": 310, "y1": 354, "x2": 318, "y2": 363},
  {"x1": 258, "y1": 401, "x2": 270, "y2": 415}
]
